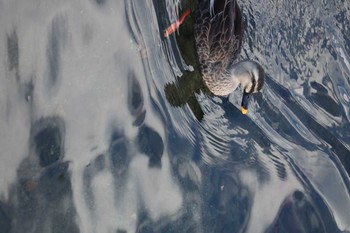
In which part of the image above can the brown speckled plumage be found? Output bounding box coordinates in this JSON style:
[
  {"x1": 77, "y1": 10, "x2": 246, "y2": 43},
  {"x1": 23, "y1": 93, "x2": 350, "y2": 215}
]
[{"x1": 194, "y1": 0, "x2": 244, "y2": 95}]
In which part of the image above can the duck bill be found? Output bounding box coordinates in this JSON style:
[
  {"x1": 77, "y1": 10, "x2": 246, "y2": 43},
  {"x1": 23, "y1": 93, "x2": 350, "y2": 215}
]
[{"x1": 241, "y1": 92, "x2": 250, "y2": 115}]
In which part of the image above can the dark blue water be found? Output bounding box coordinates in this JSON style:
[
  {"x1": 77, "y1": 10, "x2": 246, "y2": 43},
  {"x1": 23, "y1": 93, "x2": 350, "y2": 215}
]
[{"x1": 0, "y1": 0, "x2": 349, "y2": 232}]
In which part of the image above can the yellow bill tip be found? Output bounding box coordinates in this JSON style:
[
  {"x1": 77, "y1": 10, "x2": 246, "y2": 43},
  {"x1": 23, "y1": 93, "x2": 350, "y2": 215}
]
[{"x1": 241, "y1": 107, "x2": 248, "y2": 115}]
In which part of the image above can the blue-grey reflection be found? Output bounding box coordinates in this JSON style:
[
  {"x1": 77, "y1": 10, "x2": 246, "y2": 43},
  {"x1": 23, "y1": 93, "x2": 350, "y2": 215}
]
[
  {"x1": 7, "y1": 30, "x2": 19, "y2": 81},
  {"x1": 267, "y1": 190, "x2": 338, "y2": 233},
  {"x1": 4, "y1": 117, "x2": 79, "y2": 233}
]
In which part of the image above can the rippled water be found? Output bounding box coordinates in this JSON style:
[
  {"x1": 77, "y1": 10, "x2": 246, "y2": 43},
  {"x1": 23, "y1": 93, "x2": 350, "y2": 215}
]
[{"x1": 0, "y1": 0, "x2": 349, "y2": 232}]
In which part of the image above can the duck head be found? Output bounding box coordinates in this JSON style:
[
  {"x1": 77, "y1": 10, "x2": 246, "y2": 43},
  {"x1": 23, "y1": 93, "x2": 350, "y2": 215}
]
[{"x1": 229, "y1": 60, "x2": 265, "y2": 114}]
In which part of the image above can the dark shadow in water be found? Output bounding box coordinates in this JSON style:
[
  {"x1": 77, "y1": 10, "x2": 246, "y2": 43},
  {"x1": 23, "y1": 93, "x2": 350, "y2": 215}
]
[
  {"x1": 200, "y1": 167, "x2": 252, "y2": 233},
  {"x1": 127, "y1": 70, "x2": 165, "y2": 168},
  {"x1": 164, "y1": 70, "x2": 207, "y2": 121},
  {"x1": 136, "y1": 206, "x2": 200, "y2": 233},
  {"x1": 3, "y1": 116, "x2": 79, "y2": 233},
  {"x1": 137, "y1": 125, "x2": 164, "y2": 168},
  {"x1": 34, "y1": 118, "x2": 65, "y2": 167},
  {"x1": 94, "y1": 0, "x2": 106, "y2": 6},
  {"x1": 83, "y1": 153, "x2": 107, "y2": 214},
  {"x1": 46, "y1": 15, "x2": 68, "y2": 93},
  {"x1": 267, "y1": 190, "x2": 340, "y2": 233},
  {"x1": 0, "y1": 202, "x2": 11, "y2": 233},
  {"x1": 128, "y1": 70, "x2": 146, "y2": 126},
  {"x1": 160, "y1": 0, "x2": 213, "y2": 121},
  {"x1": 109, "y1": 130, "x2": 129, "y2": 175},
  {"x1": 266, "y1": 77, "x2": 350, "y2": 178},
  {"x1": 116, "y1": 229, "x2": 127, "y2": 233},
  {"x1": 7, "y1": 30, "x2": 19, "y2": 81},
  {"x1": 309, "y1": 80, "x2": 340, "y2": 117}
]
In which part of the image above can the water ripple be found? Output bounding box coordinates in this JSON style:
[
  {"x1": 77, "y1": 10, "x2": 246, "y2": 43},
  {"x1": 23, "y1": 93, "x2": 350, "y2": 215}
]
[{"x1": 1, "y1": 0, "x2": 350, "y2": 232}]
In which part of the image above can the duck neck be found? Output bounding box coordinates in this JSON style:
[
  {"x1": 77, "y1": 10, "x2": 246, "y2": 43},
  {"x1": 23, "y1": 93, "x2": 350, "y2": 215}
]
[{"x1": 230, "y1": 61, "x2": 252, "y2": 88}]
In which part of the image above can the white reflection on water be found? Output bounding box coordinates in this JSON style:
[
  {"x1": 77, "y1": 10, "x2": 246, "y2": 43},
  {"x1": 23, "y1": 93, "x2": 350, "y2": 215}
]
[{"x1": 0, "y1": 0, "x2": 182, "y2": 232}]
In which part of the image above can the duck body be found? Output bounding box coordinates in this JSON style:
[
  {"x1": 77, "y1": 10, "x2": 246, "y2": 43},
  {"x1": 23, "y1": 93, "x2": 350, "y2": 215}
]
[
  {"x1": 164, "y1": 0, "x2": 264, "y2": 115},
  {"x1": 194, "y1": 0, "x2": 244, "y2": 96}
]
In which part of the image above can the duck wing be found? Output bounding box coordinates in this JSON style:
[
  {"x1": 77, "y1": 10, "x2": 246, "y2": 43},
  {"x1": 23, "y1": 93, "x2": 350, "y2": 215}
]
[{"x1": 195, "y1": 0, "x2": 243, "y2": 68}]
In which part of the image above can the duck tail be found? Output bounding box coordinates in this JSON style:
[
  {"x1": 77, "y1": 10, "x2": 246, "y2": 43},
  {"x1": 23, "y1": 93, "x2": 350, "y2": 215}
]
[{"x1": 209, "y1": 0, "x2": 237, "y2": 18}]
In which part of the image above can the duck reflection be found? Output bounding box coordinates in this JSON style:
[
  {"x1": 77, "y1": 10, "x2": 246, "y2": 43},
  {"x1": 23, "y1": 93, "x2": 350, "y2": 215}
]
[
  {"x1": 164, "y1": 72, "x2": 208, "y2": 121},
  {"x1": 163, "y1": 1, "x2": 209, "y2": 121}
]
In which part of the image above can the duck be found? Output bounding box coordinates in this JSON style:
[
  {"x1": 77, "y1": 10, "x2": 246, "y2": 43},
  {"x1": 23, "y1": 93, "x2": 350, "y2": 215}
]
[{"x1": 164, "y1": 0, "x2": 265, "y2": 114}]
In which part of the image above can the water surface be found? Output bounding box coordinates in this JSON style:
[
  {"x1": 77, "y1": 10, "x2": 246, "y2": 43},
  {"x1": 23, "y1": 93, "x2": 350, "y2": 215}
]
[{"x1": 0, "y1": 0, "x2": 349, "y2": 232}]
